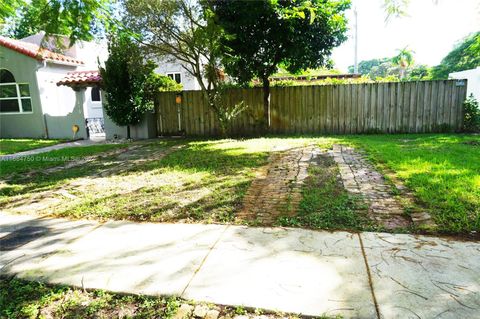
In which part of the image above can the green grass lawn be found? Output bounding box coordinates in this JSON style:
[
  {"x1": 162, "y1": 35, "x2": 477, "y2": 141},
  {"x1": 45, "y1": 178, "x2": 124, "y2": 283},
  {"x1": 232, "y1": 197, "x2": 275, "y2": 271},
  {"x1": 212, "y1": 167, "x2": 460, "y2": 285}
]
[
  {"x1": 1, "y1": 135, "x2": 478, "y2": 234},
  {"x1": 46, "y1": 139, "x2": 272, "y2": 223},
  {"x1": 278, "y1": 152, "x2": 375, "y2": 231},
  {"x1": 0, "y1": 139, "x2": 64, "y2": 155},
  {"x1": 0, "y1": 139, "x2": 308, "y2": 224},
  {"x1": 0, "y1": 144, "x2": 127, "y2": 178},
  {"x1": 339, "y1": 134, "x2": 480, "y2": 233},
  {"x1": 0, "y1": 277, "x2": 310, "y2": 319}
]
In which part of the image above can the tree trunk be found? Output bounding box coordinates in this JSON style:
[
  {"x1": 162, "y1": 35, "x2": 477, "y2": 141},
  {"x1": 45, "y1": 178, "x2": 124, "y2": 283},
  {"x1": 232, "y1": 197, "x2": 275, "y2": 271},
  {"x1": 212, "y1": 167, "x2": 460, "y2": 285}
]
[
  {"x1": 126, "y1": 125, "x2": 131, "y2": 139},
  {"x1": 262, "y1": 76, "x2": 271, "y2": 133},
  {"x1": 218, "y1": 118, "x2": 228, "y2": 138}
]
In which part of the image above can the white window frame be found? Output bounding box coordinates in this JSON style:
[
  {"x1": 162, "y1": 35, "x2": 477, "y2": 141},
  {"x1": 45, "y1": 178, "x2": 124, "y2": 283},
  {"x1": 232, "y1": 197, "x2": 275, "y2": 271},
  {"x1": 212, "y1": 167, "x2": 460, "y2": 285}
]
[
  {"x1": 0, "y1": 82, "x2": 33, "y2": 114},
  {"x1": 167, "y1": 72, "x2": 182, "y2": 84}
]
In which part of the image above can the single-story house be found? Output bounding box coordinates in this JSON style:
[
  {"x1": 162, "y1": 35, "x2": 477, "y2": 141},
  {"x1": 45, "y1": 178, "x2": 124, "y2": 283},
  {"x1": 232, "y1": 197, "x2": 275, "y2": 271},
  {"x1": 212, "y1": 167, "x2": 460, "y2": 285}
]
[
  {"x1": 0, "y1": 32, "x2": 109, "y2": 139},
  {"x1": 0, "y1": 32, "x2": 201, "y2": 140}
]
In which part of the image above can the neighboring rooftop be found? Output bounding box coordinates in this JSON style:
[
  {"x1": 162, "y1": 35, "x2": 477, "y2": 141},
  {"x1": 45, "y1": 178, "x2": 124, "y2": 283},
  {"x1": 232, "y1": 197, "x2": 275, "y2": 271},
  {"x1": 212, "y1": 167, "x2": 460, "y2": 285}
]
[
  {"x1": 0, "y1": 35, "x2": 84, "y2": 65},
  {"x1": 57, "y1": 70, "x2": 101, "y2": 87}
]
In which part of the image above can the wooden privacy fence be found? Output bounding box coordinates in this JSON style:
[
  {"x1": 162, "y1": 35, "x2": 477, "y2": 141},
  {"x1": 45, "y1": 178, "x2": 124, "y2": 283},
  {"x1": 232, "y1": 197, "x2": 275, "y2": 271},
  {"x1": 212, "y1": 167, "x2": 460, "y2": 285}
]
[{"x1": 156, "y1": 80, "x2": 467, "y2": 136}]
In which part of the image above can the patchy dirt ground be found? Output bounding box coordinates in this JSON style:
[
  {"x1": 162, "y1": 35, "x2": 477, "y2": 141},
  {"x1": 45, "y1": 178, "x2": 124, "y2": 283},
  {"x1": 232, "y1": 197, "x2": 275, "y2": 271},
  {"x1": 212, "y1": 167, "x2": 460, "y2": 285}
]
[{"x1": 1, "y1": 137, "x2": 441, "y2": 233}]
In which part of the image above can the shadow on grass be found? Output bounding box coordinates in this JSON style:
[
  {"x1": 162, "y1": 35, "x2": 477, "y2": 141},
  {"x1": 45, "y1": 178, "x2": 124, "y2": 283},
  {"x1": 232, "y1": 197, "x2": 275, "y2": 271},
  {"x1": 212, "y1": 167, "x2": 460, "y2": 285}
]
[{"x1": 0, "y1": 140, "x2": 269, "y2": 224}]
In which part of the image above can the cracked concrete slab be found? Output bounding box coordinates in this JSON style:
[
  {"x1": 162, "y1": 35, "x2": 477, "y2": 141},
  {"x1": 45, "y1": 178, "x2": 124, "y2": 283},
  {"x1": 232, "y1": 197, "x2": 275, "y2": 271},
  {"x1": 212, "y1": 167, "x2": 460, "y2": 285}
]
[
  {"x1": 361, "y1": 232, "x2": 480, "y2": 319},
  {"x1": 6, "y1": 219, "x2": 227, "y2": 296},
  {"x1": 183, "y1": 226, "x2": 376, "y2": 318}
]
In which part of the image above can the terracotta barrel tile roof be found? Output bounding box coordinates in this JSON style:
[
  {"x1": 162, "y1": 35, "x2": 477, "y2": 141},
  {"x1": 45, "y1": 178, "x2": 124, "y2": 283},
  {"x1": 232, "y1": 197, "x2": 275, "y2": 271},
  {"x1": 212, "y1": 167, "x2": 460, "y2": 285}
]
[
  {"x1": 57, "y1": 70, "x2": 102, "y2": 86},
  {"x1": 0, "y1": 35, "x2": 84, "y2": 65}
]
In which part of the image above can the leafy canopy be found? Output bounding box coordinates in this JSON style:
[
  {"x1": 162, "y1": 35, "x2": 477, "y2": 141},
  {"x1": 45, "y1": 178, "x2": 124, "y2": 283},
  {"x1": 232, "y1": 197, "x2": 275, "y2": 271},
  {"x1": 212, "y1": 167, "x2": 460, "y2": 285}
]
[
  {"x1": 0, "y1": 0, "x2": 25, "y2": 24},
  {"x1": 1, "y1": 0, "x2": 112, "y2": 44},
  {"x1": 431, "y1": 32, "x2": 480, "y2": 79},
  {"x1": 209, "y1": 0, "x2": 351, "y2": 83},
  {"x1": 349, "y1": 49, "x2": 430, "y2": 81},
  {"x1": 124, "y1": 0, "x2": 247, "y2": 135}
]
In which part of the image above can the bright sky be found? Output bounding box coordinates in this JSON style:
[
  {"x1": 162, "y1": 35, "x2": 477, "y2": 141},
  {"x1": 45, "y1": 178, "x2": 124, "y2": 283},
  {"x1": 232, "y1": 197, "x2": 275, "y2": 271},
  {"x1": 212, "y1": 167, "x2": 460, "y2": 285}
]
[{"x1": 332, "y1": 0, "x2": 480, "y2": 72}]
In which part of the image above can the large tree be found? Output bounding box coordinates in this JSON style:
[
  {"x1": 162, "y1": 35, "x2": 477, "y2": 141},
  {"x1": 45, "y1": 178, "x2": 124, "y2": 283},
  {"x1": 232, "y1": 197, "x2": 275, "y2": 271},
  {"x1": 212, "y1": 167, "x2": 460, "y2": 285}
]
[
  {"x1": 124, "y1": 0, "x2": 246, "y2": 136},
  {"x1": 431, "y1": 32, "x2": 480, "y2": 80},
  {"x1": 209, "y1": 0, "x2": 350, "y2": 130}
]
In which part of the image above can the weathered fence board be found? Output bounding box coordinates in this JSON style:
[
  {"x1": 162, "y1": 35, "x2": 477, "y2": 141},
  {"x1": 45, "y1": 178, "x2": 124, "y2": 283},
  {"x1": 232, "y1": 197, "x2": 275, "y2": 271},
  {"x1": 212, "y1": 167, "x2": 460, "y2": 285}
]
[{"x1": 156, "y1": 80, "x2": 467, "y2": 136}]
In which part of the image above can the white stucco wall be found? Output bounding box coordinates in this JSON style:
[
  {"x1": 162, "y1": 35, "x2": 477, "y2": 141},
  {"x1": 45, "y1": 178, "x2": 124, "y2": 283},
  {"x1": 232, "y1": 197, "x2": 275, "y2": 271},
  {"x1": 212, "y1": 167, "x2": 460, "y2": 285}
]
[
  {"x1": 75, "y1": 40, "x2": 108, "y2": 70},
  {"x1": 449, "y1": 67, "x2": 480, "y2": 101},
  {"x1": 154, "y1": 56, "x2": 202, "y2": 91},
  {"x1": 36, "y1": 63, "x2": 77, "y2": 116},
  {"x1": 36, "y1": 63, "x2": 88, "y2": 139},
  {"x1": 83, "y1": 87, "x2": 104, "y2": 118}
]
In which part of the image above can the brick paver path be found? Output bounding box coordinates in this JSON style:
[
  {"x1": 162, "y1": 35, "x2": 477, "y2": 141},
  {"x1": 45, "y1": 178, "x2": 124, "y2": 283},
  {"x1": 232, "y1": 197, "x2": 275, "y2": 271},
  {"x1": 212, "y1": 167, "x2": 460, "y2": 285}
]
[
  {"x1": 331, "y1": 144, "x2": 411, "y2": 229},
  {"x1": 237, "y1": 146, "x2": 317, "y2": 225}
]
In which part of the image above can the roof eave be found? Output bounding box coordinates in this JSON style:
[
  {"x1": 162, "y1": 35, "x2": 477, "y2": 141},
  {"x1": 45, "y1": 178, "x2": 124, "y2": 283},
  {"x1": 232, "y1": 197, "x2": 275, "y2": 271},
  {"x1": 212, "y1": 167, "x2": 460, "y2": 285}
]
[{"x1": 45, "y1": 59, "x2": 84, "y2": 67}]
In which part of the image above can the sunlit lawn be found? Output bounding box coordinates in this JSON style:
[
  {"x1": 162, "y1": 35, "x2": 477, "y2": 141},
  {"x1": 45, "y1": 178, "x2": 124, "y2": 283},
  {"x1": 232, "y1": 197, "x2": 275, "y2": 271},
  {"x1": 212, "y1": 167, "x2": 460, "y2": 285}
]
[
  {"x1": 45, "y1": 139, "x2": 319, "y2": 223},
  {"x1": 1, "y1": 134, "x2": 478, "y2": 234},
  {"x1": 0, "y1": 144, "x2": 126, "y2": 178},
  {"x1": 339, "y1": 134, "x2": 480, "y2": 233},
  {"x1": 0, "y1": 138, "x2": 64, "y2": 155}
]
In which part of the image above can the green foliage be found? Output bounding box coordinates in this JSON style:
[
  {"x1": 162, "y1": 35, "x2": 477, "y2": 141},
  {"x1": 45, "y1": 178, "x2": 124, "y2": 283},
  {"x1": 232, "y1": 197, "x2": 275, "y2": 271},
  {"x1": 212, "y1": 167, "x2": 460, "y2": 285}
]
[
  {"x1": 210, "y1": 0, "x2": 350, "y2": 84},
  {"x1": 100, "y1": 31, "x2": 159, "y2": 137},
  {"x1": 209, "y1": 0, "x2": 350, "y2": 131},
  {"x1": 391, "y1": 47, "x2": 415, "y2": 79},
  {"x1": 392, "y1": 47, "x2": 414, "y2": 68},
  {"x1": 374, "y1": 75, "x2": 400, "y2": 82},
  {"x1": 144, "y1": 74, "x2": 182, "y2": 101},
  {"x1": 124, "y1": 0, "x2": 244, "y2": 136},
  {"x1": 463, "y1": 94, "x2": 480, "y2": 132},
  {"x1": 269, "y1": 76, "x2": 373, "y2": 87},
  {"x1": 408, "y1": 64, "x2": 431, "y2": 80},
  {"x1": 274, "y1": 67, "x2": 342, "y2": 77},
  {"x1": 383, "y1": 0, "x2": 410, "y2": 22},
  {"x1": 348, "y1": 57, "x2": 390, "y2": 75},
  {"x1": 1, "y1": 0, "x2": 112, "y2": 43},
  {"x1": 0, "y1": 0, "x2": 25, "y2": 24},
  {"x1": 349, "y1": 54, "x2": 430, "y2": 81},
  {"x1": 0, "y1": 277, "x2": 184, "y2": 319},
  {"x1": 431, "y1": 32, "x2": 480, "y2": 79}
]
